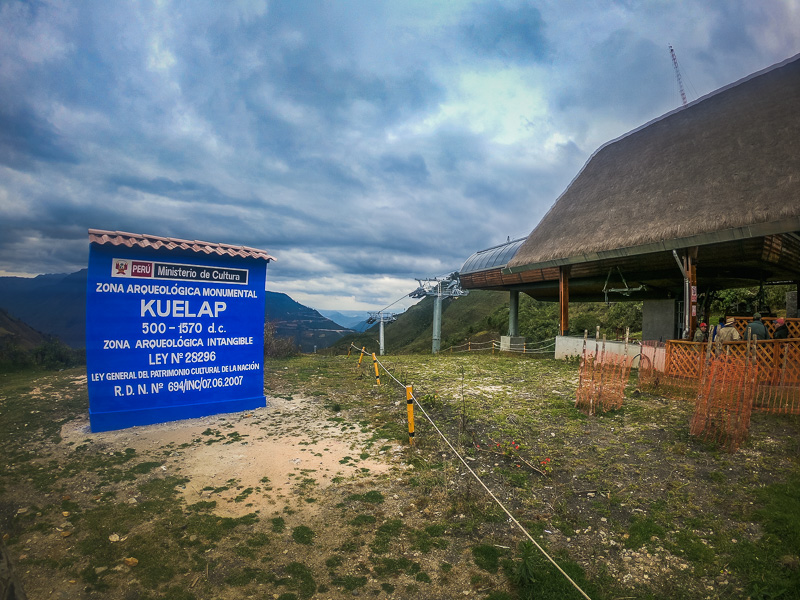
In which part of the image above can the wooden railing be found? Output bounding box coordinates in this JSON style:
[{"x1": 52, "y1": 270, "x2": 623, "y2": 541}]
[
  {"x1": 729, "y1": 316, "x2": 800, "y2": 338},
  {"x1": 639, "y1": 337, "x2": 800, "y2": 414}
]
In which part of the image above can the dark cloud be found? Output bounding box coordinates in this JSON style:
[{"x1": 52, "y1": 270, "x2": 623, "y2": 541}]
[
  {"x1": 0, "y1": 107, "x2": 78, "y2": 170},
  {"x1": 556, "y1": 29, "x2": 672, "y2": 121},
  {"x1": 707, "y1": 0, "x2": 761, "y2": 57},
  {"x1": 460, "y1": 0, "x2": 549, "y2": 63},
  {"x1": 106, "y1": 175, "x2": 246, "y2": 204},
  {"x1": 378, "y1": 153, "x2": 430, "y2": 184},
  {"x1": 433, "y1": 129, "x2": 489, "y2": 173}
]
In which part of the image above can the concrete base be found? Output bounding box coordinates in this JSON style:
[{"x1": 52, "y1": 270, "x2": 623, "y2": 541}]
[
  {"x1": 787, "y1": 291, "x2": 798, "y2": 318},
  {"x1": 500, "y1": 336, "x2": 526, "y2": 351},
  {"x1": 555, "y1": 336, "x2": 641, "y2": 367}
]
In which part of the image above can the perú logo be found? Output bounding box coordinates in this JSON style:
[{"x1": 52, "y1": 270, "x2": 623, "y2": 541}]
[
  {"x1": 131, "y1": 261, "x2": 153, "y2": 277},
  {"x1": 114, "y1": 260, "x2": 129, "y2": 276}
]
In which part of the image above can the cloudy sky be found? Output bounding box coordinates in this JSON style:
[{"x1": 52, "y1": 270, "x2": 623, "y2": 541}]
[{"x1": 1, "y1": 1, "x2": 798, "y2": 312}]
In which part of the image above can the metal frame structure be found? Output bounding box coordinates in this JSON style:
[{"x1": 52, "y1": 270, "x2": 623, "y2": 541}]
[
  {"x1": 409, "y1": 273, "x2": 469, "y2": 353},
  {"x1": 366, "y1": 311, "x2": 397, "y2": 356}
]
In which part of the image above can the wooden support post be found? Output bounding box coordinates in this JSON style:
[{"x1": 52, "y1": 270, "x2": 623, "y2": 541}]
[
  {"x1": 665, "y1": 341, "x2": 673, "y2": 376},
  {"x1": 689, "y1": 248, "x2": 698, "y2": 341},
  {"x1": 559, "y1": 266, "x2": 570, "y2": 336}
]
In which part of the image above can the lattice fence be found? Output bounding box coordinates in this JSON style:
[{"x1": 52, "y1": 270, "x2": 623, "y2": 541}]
[
  {"x1": 690, "y1": 345, "x2": 758, "y2": 453},
  {"x1": 638, "y1": 339, "x2": 800, "y2": 415},
  {"x1": 732, "y1": 316, "x2": 800, "y2": 339},
  {"x1": 752, "y1": 340, "x2": 800, "y2": 414},
  {"x1": 638, "y1": 340, "x2": 701, "y2": 400},
  {"x1": 576, "y1": 330, "x2": 633, "y2": 416}
]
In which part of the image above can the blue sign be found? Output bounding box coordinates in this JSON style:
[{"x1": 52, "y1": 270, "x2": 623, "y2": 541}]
[{"x1": 86, "y1": 242, "x2": 268, "y2": 432}]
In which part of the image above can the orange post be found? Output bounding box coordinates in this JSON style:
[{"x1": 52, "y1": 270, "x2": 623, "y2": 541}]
[
  {"x1": 406, "y1": 385, "x2": 414, "y2": 445},
  {"x1": 358, "y1": 347, "x2": 366, "y2": 365},
  {"x1": 372, "y1": 353, "x2": 381, "y2": 386}
]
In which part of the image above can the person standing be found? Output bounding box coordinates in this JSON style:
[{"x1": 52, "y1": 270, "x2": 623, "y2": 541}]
[
  {"x1": 745, "y1": 312, "x2": 769, "y2": 340},
  {"x1": 773, "y1": 317, "x2": 790, "y2": 339},
  {"x1": 711, "y1": 316, "x2": 726, "y2": 341},
  {"x1": 716, "y1": 317, "x2": 741, "y2": 345},
  {"x1": 693, "y1": 322, "x2": 708, "y2": 342}
]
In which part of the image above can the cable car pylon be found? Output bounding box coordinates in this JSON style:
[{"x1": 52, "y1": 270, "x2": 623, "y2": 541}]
[{"x1": 409, "y1": 272, "x2": 469, "y2": 354}]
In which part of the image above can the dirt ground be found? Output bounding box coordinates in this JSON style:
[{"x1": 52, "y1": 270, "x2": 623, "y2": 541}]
[
  {"x1": 6, "y1": 373, "x2": 511, "y2": 600},
  {"x1": 6, "y1": 358, "x2": 798, "y2": 600},
  {"x1": 58, "y1": 393, "x2": 398, "y2": 519}
]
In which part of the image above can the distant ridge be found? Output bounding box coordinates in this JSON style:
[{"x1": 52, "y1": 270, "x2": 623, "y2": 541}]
[
  {"x1": 0, "y1": 308, "x2": 49, "y2": 351},
  {"x1": 318, "y1": 310, "x2": 371, "y2": 331},
  {"x1": 0, "y1": 270, "x2": 87, "y2": 348}
]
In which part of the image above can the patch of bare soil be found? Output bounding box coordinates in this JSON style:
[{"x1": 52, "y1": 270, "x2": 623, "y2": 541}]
[{"x1": 59, "y1": 395, "x2": 398, "y2": 517}]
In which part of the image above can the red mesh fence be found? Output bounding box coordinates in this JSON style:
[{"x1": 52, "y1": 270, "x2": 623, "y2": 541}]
[
  {"x1": 689, "y1": 345, "x2": 758, "y2": 453},
  {"x1": 638, "y1": 339, "x2": 800, "y2": 415},
  {"x1": 576, "y1": 331, "x2": 633, "y2": 416}
]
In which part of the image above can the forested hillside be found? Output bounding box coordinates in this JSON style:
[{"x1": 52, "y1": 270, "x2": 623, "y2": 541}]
[{"x1": 332, "y1": 290, "x2": 644, "y2": 355}]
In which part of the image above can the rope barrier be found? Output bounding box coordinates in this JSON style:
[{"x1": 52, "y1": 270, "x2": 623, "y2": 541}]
[
  {"x1": 447, "y1": 339, "x2": 556, "y2": 355},
  {"x1": 349, "y1": 344, "x2": 593, "y2": 600}
]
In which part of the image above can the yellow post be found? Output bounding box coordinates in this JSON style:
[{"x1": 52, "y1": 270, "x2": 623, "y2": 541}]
[
  {"x1": 358, "y1": 346, "x2": 366, "y2": 365},
  {"x1": 406, "y1": 385, "x2": 414, "y2": 445},
  {"x1": 468, "y1": 341, "x2": 471, "y2": 351},
  {"x1": 347, "y1": 346, "x2": 351, "y2": 357},
  {"x1": 372, "y1": 353, "x2": 381, "y2": 386}
]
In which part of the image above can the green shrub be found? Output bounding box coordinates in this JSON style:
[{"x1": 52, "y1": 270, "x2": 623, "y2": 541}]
[{"x1": 292, "y1": 525, "x2": 315, "y2": 545}]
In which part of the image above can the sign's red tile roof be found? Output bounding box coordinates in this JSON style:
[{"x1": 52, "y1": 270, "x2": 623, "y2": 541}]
[{"x1": 88, "y1": 229, "x2": 275, "y2": 262}]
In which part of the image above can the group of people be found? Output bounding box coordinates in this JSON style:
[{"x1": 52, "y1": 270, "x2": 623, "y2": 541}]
[{"x1": 693, "y1": 313, "x2": 790, "y2": 342}]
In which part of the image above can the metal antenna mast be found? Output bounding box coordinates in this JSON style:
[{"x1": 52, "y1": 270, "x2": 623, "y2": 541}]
[
  {"x1": 408, "y1": 272, "x2": 469, "y2": 354},
  {"x1": 669, "y1": 44, "x2": 688, "y2": 107}
]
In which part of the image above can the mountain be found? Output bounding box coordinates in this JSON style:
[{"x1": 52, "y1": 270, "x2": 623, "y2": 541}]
[
  {"x1": 0, "y1": 308, "x2": 50, "y2": 351},
  {"x1": 264, "y1": 293, "x2": 353, "y2": 352},
  {"x1": 0, "y1": 270, "x2": 88, "y2": 348},
  {"x1": 0, "y1": 270, "x2": 350, "y2": 352},
  {"x1": 317, "y1": 310, "x2": 369, "y2": 330},
  {"x1": 317, "y1": 310, "x2": 374, "y2": 332},
  {"x1": 349, "y1": 320, "x2": 371, "y2": 333}
]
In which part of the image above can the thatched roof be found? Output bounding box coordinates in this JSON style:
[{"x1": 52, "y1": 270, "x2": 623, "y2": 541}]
[{"x1": 507, "y1": 53, "x2": 800, "y2": 273}]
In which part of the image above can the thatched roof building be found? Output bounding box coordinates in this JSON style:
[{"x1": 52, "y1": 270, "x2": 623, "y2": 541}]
[{"x1": 461, "y1": 53, "x2": 800, "y2": 304}]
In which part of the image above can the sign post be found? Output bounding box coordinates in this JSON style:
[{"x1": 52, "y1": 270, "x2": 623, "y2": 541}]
[{"x1": 85, "y1": 230, "x2": 274, "y2": 432}]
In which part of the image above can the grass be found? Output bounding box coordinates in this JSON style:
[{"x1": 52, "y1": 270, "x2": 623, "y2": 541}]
[
  {"x1": 271, "y1": 516, "x2": 286, "y2": 532},
  {"x1": 472, "y1": 544, "x2": 505, "y2": 572},
  {"x1": 291, "y1": 525, "x2": 315, "y2": 545},
  {"x1": 2, "y1": 356, "x2": 800, "y2": 599}
]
